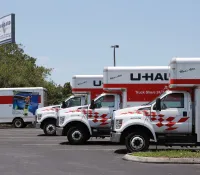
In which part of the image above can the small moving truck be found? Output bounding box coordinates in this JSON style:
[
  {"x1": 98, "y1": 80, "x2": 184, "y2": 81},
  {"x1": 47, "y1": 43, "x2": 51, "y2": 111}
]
[
  {"x1": 0, "y1": 87, "x2": 47, "y2": 128},
  {"x1": 110, "y1": 57, "x2": 200, "y2": 152},
  {"x1": 35, "y1": 75, "x2": 103, "y2": 135}
]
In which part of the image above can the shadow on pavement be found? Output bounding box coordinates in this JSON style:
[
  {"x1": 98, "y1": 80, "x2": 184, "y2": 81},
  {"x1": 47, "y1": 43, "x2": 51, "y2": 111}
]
[
  {"x1": 37, "y1": 134, "x2": 46, "y2": 136},
  {"x1": 37, "y1": 134, "x2": 58, "y2": 136},
  {"x1": 59, "y1": 140, "x2": 123, "y2": 146},
  {"x1": 114, "y1": 149, "x2": 128, "y2": 154}
]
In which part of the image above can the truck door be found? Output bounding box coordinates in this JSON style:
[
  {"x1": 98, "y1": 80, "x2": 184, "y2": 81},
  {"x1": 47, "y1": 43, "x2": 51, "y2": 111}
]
[
  {"x1": 150, "y1": 92, "x2": 190, "y2": 133},
  {"x1": 88, "y1": 94, "x2": 116, "y2": 128}
]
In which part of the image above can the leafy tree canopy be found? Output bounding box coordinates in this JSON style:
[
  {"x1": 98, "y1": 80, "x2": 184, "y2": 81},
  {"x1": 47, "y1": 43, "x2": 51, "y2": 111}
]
[{"x1": 0, "y1": 43, "x2": 72, "y2": 105}]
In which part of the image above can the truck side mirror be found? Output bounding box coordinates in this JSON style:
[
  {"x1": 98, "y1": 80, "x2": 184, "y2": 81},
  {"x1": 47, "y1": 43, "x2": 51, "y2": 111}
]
[
  {"x1": 155, "y1": 98, "x2": 161, "y2": 111},
  {"x1": 90, "y1": 100, "x2": 96, "y2": 109},
  {"x1": 61, "y1": 101, "x2": 67, "y2": 108}
]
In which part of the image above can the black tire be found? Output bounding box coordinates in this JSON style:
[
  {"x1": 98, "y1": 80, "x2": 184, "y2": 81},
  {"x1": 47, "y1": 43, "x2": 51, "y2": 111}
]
[
  {"x1": 125, "y1": 132, "x2": 150, "y2": 153},
  {"x1": 13, "y1": 118, "x2": 24, "y2": 128},
  {"x1": 86, "y1": 134, "x2": 91, "y2": 141},
  {"x1": 67, "y1": 126, "x2": 88, "y2": 145},
  {"x1": 43, "y1": 121, "x2": 56, "y2": 136}
]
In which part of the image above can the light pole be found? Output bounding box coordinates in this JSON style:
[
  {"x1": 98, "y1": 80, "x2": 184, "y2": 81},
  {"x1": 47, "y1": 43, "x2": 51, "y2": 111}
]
[{"x1": 111, "y1": 45, "x2": 119, "y2": 66}]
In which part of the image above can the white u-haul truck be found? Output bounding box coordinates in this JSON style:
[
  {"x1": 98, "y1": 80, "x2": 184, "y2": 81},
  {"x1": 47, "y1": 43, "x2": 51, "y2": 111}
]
[
  {"x1": 56, "y1": 66, "x2": 169, "y2": 144},
  {"x1": 110, "y1": 57, "x2": 200, "y2": 152},
  {"x1": 0, "y1": 87, "x2": 47, "y2": 128},
  {"x1": 35, "y1": 75, "x2": 103, "y2": 136}
]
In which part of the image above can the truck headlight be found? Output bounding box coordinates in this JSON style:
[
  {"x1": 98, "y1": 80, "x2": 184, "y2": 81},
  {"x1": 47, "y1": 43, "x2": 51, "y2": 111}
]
[
  {"x1": 37, "y1": 114, "x2": 42, "y2": 121},
  {"x1": 60, "y1": 116, "x2": 65, "y2": 125},
  {"x1": 115, "y1": 119, "x2": 123, "y2": 129}
]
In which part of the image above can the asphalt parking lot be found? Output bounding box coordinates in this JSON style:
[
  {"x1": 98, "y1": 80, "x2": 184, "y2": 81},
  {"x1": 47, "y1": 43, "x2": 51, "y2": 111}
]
[{"x1": 0, "y1": 128, "x2": 199, "y2": 175}]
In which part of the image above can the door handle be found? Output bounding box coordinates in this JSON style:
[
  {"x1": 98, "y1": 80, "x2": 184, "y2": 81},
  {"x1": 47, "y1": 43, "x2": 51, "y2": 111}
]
[
  {"x1": 183, "y1": 111, "x2": 187, "y2": 117},
  {"x1": 113, "y1": 110, "x2": 116, "y2": 111}
]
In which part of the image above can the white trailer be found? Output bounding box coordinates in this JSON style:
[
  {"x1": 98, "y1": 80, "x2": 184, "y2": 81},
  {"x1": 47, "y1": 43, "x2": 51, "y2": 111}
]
[
  {"x1": 35, "y1": 75, "x2": 103, "y2": 136},
  {"x1": 56, "y1": 66, "x2": 169, "y2": 144},
  {"x1": 0, "y1": 87, "x2": 47, "y2": 128},
  {"x1": 110, "y1": 57, "x2": 200, "y2": 152}
]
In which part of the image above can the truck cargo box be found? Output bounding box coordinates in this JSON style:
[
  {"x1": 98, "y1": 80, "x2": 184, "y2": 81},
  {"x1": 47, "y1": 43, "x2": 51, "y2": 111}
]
[
  {"x1": 72, "y1": 75, "x2": 104, "y2": 99},
  {"x1": 103, "y1": 66, "x2": 169, "y2": 105},
  {"x1": 169, "y1": 57, "x2": 200, "y2": 88}
]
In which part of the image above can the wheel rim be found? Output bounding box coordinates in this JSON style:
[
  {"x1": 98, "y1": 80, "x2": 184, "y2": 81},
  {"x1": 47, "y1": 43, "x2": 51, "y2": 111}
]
[
  {"x1": 71, "y1": 130, "x2": 82, "y2": 141},
  {"x1": 46, "y1": 124, "x2": 56, "y2": 134},
  {"x1": 130, "y1": 136, "x2": 144, "y2": 151},
  {"x1": 15, "y1": 120, "x2": 22, "y2": 127}
]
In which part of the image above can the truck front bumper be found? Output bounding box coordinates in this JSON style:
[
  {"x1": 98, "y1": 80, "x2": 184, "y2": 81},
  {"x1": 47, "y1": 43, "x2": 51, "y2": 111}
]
[
  {"x1": 35, "y1": 123, "x2": 41, "y2": 129},
  {"x1": 56, "y1": 127, "x2": 63, "y2": 136},
  {"x1": 110, "y1": 132, "x2": 121, "y2": 142}
]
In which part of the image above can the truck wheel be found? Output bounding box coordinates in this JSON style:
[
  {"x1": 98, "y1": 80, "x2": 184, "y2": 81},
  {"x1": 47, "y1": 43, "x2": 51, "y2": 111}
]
[
  {"x1": 13, "y1": 118, "x2": 24, "y2": 128},
  {"x1": 67, "y1": 126, "x2": 87, "y2": 145},
  {"x1": 125, "y1": 132, "x2": 149, "y2": 153},
  {"x1": 44, "y1": 122, "x2": 56, "y2": 136},
  {"x1": 86, "y1": 134, "x2": 91, "y2": 141}
]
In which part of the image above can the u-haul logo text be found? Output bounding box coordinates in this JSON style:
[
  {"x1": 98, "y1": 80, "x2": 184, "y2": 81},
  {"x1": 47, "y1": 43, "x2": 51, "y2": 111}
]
[
  {"x1": 130, "y1": 73, "x2": 169, "y2": 81},
  {"x1": 93, "y1": 80, "x2": 102, "y2": 86}
]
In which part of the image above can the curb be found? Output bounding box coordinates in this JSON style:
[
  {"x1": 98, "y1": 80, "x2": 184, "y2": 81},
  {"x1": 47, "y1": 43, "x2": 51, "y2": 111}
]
[{"x1": 123, "y1": 153, "x2": 200, "y2": 164}]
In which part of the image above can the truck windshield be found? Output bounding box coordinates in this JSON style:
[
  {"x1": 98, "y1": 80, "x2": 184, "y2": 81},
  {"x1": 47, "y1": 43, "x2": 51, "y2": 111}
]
[
  {"x1": 65, "y1": 97, "x2": 81, "y2": 107},
  {"x1": 59, "y1": 96, "x2": 72, "y2": 106}
]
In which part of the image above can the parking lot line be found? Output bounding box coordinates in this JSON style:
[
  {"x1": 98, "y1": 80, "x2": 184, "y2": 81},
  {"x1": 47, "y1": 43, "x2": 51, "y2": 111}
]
[
  {"x1": 22, "y1": 143, "x2": 59, "y2": 145},
  {"x1": 0, "y1": 137, "x2": 47, "y2": 138},
  {"x1": 53, "y1": 148, "x2": 117, "y2": 151},
  {"x1": 0, "y1": 139, "x2": 64, "y2": 142}
]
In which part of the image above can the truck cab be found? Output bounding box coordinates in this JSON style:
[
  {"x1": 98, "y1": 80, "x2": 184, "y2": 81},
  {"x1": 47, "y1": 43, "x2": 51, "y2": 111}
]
[
  {"x1": 56, "y1": 92, "x2": 121, "y2": 141},
  {"x1": 110, "y1": 57, "x2": 200, "y2": 152},
  {"x1": 35, "y1": 74, "x2": 103, "y2": 136},
  {"x1": 35, "y1": 94, "x2": 88, "y2": 135}
]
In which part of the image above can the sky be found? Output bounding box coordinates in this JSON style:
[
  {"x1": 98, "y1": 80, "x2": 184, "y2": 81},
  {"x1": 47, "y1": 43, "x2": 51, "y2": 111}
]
[{"x1": 1, "y1": 0, "x2": 200, "y2": 86}]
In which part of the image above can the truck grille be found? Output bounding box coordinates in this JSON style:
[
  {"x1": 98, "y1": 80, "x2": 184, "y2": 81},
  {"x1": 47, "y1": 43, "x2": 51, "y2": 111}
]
[
  {"x1": 111, "y1": 118, "x2": 114, "y2": 131},
  {"x1": 35, "y1": 115, "x2": 37, "y2": 123},
  {"x1": 56, "y1": 116, "x2": 59, "y2": 126}
]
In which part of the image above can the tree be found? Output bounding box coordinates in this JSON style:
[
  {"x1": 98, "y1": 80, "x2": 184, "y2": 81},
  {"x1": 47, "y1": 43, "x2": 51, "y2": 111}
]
[
  {"x1": 62, "y1": 82, "x2": 72, "y2": 98},
  {"x1": 44, "y1": 81, "x2": 72, "y2": 105},
  {"x1": 0, "y1": 43, "x2": 52, "y2": 87},
  {"x1": 0, "y1": 43, "x2": 72, "y2": 105}
]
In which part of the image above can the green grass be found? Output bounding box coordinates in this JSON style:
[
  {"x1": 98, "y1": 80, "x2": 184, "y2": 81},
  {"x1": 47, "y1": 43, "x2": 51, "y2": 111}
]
[{"x1": 132, "y1": 150, "x2": 200, "y2": 158}]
